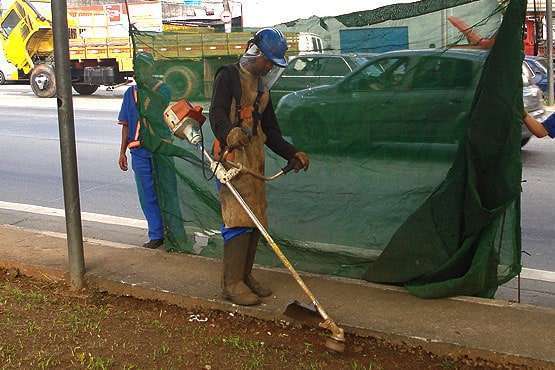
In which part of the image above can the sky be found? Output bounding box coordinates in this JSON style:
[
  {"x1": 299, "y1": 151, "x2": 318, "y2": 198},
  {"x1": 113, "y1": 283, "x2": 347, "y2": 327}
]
[
  {"x1": 0, "y1": 0, "x2": 415, "y2": 27},
  {"x1": 240, "y1": 0, "x2": 415, "y2": 27}
]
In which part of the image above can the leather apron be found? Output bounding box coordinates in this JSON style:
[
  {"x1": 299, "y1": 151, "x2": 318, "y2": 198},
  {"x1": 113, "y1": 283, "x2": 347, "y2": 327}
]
[{"x1": 220, "y1": 65, "x2": 270, "y2": 229}]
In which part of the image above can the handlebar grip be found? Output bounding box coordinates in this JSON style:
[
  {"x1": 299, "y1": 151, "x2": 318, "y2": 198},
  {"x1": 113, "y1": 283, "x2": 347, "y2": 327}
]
[{"x1": 281, "y1": 159, "x2": 297, "y2": 174}]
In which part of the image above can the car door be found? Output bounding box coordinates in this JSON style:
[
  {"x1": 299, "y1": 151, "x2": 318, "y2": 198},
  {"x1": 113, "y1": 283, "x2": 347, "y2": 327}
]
[
  {"x1": 400, "y1": 55, "x2": 476, "y2": 143},
  {"x1": 321, "y1": 56, "x2": 411, "y2": 148}
]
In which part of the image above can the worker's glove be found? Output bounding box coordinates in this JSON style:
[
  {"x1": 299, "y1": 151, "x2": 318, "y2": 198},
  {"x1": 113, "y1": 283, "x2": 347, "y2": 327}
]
[
  {"x1": 226, "y1": 127, "x2": 251, "y2": 149},
  {"x1": 291, "y1": 151, "x2": 310, "y2": 172}
]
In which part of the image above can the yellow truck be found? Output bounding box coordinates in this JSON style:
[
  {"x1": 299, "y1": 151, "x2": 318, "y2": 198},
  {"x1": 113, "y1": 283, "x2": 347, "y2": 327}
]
[{"x1": 0, "y1": 0, "x2": 312, "y2": 99}]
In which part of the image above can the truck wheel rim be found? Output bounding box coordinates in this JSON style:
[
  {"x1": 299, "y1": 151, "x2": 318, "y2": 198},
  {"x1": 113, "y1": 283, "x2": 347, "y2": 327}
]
[{"x1": 34, "y1": 74, "x2": 49, "y2": 90}]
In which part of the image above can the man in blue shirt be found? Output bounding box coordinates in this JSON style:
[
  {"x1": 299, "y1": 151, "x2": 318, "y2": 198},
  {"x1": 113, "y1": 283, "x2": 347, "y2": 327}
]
[
  {"x1": 118, "y1": 52, "x2": 172, "y2": 249},
  {"x1": 118, "y1": 83, "x2": 165, "y2": 249}
]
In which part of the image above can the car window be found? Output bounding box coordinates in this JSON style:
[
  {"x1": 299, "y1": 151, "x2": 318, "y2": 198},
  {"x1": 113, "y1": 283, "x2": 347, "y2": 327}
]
[
  {"x1": 347, "y1": 57, "x2": 409, "y2": 91},
  {"x1": 537, "y1": 58, "x2": 549, "y2": 70},
  {"x1": 411, "y1": 57, "x2": 473, "y2": 89},
  {"x1": 15, "y1": 2, "x2": 26, "y2": 18},
  {"x1": 318, "y1": 58, "x2": 350, "y2": 76},
  {"x1": 522, "y1": 63, "x2": 532, "y2": 86},
  {"x1": 1, "y1": 10, "x2": 21, "y2": 37},
  {"x1": 283, "y1": 57, "x2": 321, "y2": 77},
  {"x1": 528, "y1": 60, "x2": 546, "y2": 75},
  {"x1": 343, "y1": 56, "x2": 372, "y2": 70},
  {"x1": 311, "y1": 38, "x2": 319, "y2": 53},
  {"x1": 353, "y1": 57, "x2": 371, "y2": 66}
]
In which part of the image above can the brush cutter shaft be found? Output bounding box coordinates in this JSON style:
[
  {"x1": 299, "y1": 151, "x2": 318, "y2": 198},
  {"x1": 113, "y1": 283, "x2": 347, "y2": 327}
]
[
  {"x1": 224, "y1": 181, "x2": 330, "y2": 320},
  {"x1": 198, "y1": 146, "x2": 331, "y2": 322}
]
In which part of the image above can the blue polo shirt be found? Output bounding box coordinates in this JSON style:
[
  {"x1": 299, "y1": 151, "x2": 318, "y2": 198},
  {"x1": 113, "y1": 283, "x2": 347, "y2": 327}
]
[
  {"x1": 118, "y1": 86, "x2": 151, "y2": 158},
  {"x1": 542, "y1": 113, "x2": 555, "y2": 138}
]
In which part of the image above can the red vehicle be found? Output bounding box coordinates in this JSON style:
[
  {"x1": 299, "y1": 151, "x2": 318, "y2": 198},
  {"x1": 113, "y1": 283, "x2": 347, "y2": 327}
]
[
  {"x1": 524, "y1": 17, "x2": 541, "y2": 56},
  {"x1": 449, "y1": 15, "x2": 544, "y2": 57}
]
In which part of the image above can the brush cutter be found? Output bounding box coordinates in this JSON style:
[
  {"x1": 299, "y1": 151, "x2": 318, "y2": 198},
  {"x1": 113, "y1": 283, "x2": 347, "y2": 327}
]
[{"x1": 163, "y1": 99, "x2": 346, "y2": 352}]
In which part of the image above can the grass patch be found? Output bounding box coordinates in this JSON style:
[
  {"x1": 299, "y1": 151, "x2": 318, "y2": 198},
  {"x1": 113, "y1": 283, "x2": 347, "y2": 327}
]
[
  {"x1": 221, "y1": 335, "x2": 264, "y2": 352},
  {"x1": 0, "y1": 343, "x2": 18, "y2": 367},
  {"x1": 351, "y1": 361, "x2": 383, "y2": 370},
  {"x1": 73, "y1": 352, "x2": 113, "y2": 370},
  {"x1": 1, "y1": 283, "x2": 47, "y2": 305},
  {"x1": 35, "y1": 350, "x2": 60, "y2": 369}
]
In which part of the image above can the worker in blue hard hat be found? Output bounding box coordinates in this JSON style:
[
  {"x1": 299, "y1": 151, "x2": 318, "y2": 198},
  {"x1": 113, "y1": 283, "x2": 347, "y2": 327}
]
[{"x1": 209, "y1": 27, "x2": 310, "y2": 306}]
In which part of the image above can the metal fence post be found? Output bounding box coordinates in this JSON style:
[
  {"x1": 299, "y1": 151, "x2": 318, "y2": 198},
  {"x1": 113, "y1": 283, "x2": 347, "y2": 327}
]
[{"x1": 51, "y1": 0, "x2": 86, "y2": 289}]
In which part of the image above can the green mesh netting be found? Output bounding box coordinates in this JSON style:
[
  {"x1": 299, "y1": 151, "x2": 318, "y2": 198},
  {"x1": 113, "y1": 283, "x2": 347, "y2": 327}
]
[{"x1": 132, "y1": 0, "x2": 525, "y2": 298}]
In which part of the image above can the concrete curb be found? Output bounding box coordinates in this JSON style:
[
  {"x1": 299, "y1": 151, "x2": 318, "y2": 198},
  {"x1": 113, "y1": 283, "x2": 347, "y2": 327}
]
[{"x1": 0, "y1": 225, "x2": 554, "y2": 367}]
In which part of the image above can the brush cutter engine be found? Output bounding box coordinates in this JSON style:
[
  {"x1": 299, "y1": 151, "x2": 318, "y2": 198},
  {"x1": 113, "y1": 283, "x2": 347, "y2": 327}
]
[{"x1": 163, "y1": 98, "x2": 206, "y2": 145}]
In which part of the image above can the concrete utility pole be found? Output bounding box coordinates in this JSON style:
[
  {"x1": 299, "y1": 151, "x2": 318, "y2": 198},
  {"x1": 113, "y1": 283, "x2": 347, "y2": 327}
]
[
  {"x1": 51, "y1": 0, "x2": 86, "y2": 289},
  {"x1": 547, "y1": 0, "x2": 554, "y2": 105}
]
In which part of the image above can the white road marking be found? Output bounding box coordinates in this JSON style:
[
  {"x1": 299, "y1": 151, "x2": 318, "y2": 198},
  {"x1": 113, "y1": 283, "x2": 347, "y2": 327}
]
[
  {"x1": 520, "y1": 268, "x2": 555, "y2": 283},
  {"x1": 0, "y1": 224, "x2": 140, "y2": 250},
  {"x1": 1, "y1": 200, "x2": 554, "y2": 283},
  {"x1": 0, "y1": 200, "x2": 147, "y2": 229},
  {"x1": 0, "y1": 112, "x2": 116, "y2": 121}
]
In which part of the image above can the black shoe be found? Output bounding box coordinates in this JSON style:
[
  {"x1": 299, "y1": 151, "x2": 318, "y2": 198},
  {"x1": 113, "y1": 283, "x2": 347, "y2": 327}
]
[{"x1": 142, "y1": 239, "x2": 164, "y2": 249}]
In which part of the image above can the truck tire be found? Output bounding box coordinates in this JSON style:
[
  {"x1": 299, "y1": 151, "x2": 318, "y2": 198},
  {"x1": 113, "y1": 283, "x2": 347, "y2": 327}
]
[
  {"x1": 163, "y1": 64, "x2": 199, "y2": 100},
  {"x1": 73, "y1": 84, "x2": 99, "y2": 95},
  {"x1": 30, "y1": 64, "x2": 56, "y2": 98},
  {"x1": 0, "y1": 71, "x2": 5, "y2": 85}
]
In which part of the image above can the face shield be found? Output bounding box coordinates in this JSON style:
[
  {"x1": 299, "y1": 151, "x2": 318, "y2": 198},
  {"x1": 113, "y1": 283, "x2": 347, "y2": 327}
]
[
  {"x1": 240, "y1": 43, "x2": 285, "y2": 91},
  {"x1": 262, "y1": 66, "x2": 284, "y2": 91}
]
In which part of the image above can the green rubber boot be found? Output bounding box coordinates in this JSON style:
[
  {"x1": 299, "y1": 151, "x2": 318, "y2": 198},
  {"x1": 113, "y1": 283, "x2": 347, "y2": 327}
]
[
  {"x1": 222, "y1": 233, "x2": 261, "y2": 306},
  {"x1": 244, "y1": 231, "x2": 272, "y2": 298}
]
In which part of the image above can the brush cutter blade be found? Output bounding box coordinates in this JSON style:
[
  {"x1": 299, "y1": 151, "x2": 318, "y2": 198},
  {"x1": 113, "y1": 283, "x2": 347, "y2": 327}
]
[
  {"x1": 283, "y1": 300, "x2": 322, "y2": 326},
  {"x1": 325, "y1": 337, "x2": 346, "y2": 353}
]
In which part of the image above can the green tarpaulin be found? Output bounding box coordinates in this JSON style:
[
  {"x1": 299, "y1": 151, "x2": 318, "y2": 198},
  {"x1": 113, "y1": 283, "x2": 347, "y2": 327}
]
[{"x1": 132, "y1": 0, "x2": 524, "y2": 298}]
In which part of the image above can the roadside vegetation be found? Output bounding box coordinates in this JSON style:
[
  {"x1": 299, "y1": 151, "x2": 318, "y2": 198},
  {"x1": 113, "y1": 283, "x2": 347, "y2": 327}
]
[{"x1": 0, "y1": 269, "x2": 529, "y2": 369}]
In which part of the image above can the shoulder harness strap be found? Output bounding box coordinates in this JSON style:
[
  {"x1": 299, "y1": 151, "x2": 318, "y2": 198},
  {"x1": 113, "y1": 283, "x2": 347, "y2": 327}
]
[
  {"x1": 251, "y1": 78, "x2": 264, "y2": 136},
  {"x1": 214, "y1": 64, "x2": 243, "y2": 127}
]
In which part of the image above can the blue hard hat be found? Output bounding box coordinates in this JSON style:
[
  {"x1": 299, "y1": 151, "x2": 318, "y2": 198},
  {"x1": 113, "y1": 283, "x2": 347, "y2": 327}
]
[{"x1": 252, "y1": 28, "x2": 288, "y2": 68}]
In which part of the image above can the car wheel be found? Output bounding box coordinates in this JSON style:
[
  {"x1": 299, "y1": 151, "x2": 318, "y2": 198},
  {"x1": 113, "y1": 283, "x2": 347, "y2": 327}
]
[
  {"x1": 521, "y1": 137, "x2": 531, "y2": 147},
  {"x1": 73, "y1": 84, "x2": 99, "y2": 95},
  {"x1": 0, "y1": 71, "x2": 5, "y2": 85},
  {"x1": 30, "y1": 64, "x2": 56, "y2": 98}
]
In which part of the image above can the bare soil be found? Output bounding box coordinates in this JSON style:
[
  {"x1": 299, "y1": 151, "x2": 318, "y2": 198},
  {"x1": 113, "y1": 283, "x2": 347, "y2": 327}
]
[{"x1": 0, "y1": 268, "x2": 531, "y2": 369}]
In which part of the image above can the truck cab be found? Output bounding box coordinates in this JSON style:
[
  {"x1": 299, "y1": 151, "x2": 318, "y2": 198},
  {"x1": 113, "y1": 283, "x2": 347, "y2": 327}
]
[{"x1": 0, "y1": 0, "x2": 80, "y2": 97}]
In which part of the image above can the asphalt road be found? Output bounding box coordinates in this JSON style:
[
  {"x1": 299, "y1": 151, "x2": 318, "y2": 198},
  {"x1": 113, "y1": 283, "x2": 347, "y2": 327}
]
[
  {"x1": 0, "y1": 84, "x2": 553, "y2": 305},
  {"x1": 0, "y1": 85, "x2": 138, "y2": 219},
  {"x1": 521, "y1": 139, "x2": 555, "y2": 271}
]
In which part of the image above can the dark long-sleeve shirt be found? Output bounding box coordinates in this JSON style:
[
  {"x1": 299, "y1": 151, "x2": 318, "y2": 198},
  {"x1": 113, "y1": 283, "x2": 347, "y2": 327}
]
[{"x1": 209, "y1": 66, "x2": 298, "y2": 161}]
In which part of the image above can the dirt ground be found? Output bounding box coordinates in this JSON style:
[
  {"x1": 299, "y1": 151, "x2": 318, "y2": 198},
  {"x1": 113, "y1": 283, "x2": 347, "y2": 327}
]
[{"x1": 0, "y1": 268, "x2": 532, "y2": 369}]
